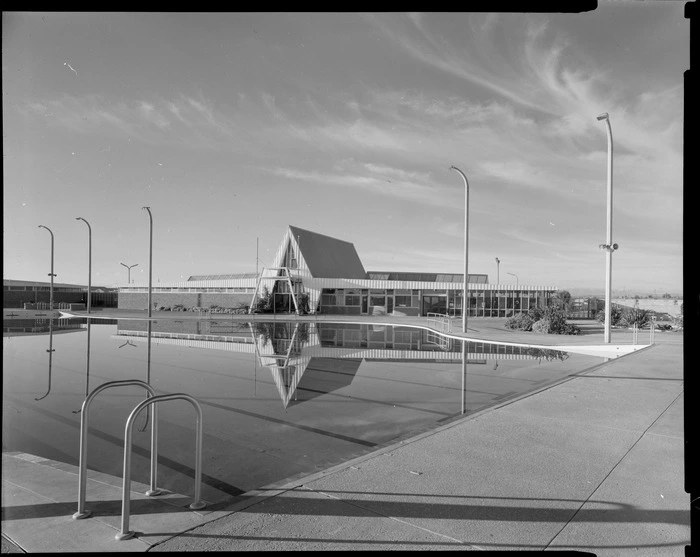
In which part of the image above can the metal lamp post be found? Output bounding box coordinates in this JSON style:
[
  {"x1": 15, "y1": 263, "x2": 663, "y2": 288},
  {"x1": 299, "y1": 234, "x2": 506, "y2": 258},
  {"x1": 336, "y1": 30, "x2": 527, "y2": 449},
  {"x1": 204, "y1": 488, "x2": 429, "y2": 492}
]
[
  {"x1": 120, "y1": 262, "x2": 138, "y2": 284},
  {"x1": 142, "y1": 207, "x2": 153, "y2": 318},
  {"x1": 597, "y1": 112, "x2": 618, "y2": 344},
  {"x1": 38, "y1": 225, "x2": 55, "y2": 310},
  {"x1": 507, "y1": 272, "x2": 518, "y2": 285},
  {"x1": 495, "y1": 257, "x2": 500, "y2": 284},
  {"x1": 76, "y1": 218, "x2": 92, "y2": 314},
  {"x1": 449, "y1": 166, "x2": 469, "y2": 334}
]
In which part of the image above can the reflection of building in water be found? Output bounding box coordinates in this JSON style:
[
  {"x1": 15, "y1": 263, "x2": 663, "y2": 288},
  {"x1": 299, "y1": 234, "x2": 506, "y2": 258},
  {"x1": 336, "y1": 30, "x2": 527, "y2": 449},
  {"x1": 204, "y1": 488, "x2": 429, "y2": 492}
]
[
  {"x1": 3, "y1": 318, "x2": 107, "y2": 335},
  {"x1": 115, "y1": 320, "x2": 568, "y2": 409}
]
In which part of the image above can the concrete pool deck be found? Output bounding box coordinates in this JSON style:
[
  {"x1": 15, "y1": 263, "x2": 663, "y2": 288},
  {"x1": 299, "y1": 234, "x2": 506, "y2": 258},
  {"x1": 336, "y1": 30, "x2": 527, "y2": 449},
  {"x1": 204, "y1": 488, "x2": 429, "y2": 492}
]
[{"x1": 2, "y1": 311, "x2": 689, "y2": 553}]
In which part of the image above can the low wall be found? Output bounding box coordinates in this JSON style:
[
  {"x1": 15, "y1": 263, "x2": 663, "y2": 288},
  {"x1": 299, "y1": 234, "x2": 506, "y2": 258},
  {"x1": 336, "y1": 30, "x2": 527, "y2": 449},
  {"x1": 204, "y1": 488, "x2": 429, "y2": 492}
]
[{"x1": 118, "y1": 292, "x2": 251, "y2": 311}]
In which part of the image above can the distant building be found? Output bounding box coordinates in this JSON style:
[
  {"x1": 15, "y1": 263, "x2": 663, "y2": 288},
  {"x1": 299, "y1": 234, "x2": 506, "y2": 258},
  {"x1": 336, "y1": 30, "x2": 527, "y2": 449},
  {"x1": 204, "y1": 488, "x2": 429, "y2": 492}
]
[
  {"x1": 118, "y1": 225, "x2": 557, "y2": 317},
  {"x1": 3, "y1": 279, "x2": 117, "y2": 309}
]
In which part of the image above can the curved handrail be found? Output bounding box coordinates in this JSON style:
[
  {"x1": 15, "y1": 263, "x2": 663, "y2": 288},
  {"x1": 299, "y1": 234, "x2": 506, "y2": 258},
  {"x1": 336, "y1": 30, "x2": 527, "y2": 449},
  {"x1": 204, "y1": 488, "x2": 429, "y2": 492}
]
[
  {"x1": 116, "y1": 393, "x2": 205, "y2": 541},
  {"x1": 72, "y1": 380, "x2": 160, "y2": 520}
]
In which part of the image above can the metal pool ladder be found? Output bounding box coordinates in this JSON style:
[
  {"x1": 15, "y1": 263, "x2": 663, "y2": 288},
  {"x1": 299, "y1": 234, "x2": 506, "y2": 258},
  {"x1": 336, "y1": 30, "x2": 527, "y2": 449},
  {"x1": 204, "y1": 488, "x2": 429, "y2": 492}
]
[
  {"x1": 73, "y1": 379, "x2": 160, "y2": 520},
  {"x1": 71, "y1": 380, "x2": 205, "y2": 541},
  {"x1": 116, "y1": 392, "x2": 205, "y2": 540}
]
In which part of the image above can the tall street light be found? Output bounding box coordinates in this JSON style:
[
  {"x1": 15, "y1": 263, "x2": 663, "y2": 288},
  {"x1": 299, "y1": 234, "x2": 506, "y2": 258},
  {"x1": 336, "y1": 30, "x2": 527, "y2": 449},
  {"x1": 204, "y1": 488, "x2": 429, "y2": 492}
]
[
  {"x1": 597, "y1": 112, "x2": 618, "y2": 344},
  {"x1": 507, "y1": 272, "x2": 518, "y2": 285},
  {"x1": 76, "y1": 217, "x2": 92, "y2": 314},
  {"x1": 120, "y1": 262, "x2": 139, "y2": 284},
  {"x1": 143, "y1": 207, "x2": 153, "y2": 318},
  {"x1": 449, "y1": 166, "x2": 469, "y2": 334},
  {"x1": 495, "y1": 257, "x2": 500, "y2": 284},
  {"x1": 38, "y1": 225, "x2": 55, "y2": 310}
]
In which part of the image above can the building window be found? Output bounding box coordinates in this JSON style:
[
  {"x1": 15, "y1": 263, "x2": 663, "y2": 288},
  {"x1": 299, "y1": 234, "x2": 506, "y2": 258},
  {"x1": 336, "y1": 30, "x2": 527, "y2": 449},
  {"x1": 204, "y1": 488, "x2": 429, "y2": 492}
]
[
  {"x1": 370, "y1": 295, "x2": 386, "y2": 306},
  {"x1": 345, "y1": 295, "x2": 361, "y2": 306},
  {"x1": 395, "y1": 295, "x2": 412, "y2": 307}
]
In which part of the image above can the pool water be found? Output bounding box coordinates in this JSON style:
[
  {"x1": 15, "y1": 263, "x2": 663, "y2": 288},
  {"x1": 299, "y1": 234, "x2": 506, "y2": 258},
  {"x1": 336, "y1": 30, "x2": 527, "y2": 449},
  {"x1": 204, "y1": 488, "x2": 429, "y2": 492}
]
[{"x1": 2, "y1": 317, "x2": 606, "y2": 507}]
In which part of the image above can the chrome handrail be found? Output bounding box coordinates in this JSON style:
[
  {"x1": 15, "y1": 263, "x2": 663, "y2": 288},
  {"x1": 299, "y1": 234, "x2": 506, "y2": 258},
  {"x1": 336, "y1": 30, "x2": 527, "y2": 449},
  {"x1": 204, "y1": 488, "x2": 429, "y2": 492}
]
[
  {"x1": 116, "y1": 393, "x2": 205, "y2": 541},
  {"x1": 72, "y1": 380, "x2": 160, "y2": 520},
  {"x1": 427, "y1": 312, "x2": 451, "y2": 333}
]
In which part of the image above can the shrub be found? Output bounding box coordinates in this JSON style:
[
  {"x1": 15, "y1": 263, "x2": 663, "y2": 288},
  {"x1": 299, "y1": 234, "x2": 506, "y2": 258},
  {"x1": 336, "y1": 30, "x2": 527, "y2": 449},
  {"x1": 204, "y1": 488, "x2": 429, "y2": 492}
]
[
  {"x1": 596, "y1": 305, "x2": 623, "y2": 326},
  {"x1": 618, "y1": 307, "x2": 651, "y2": 328},
  {"x1": 254, "y1": 286, "x2": 273, "y2": 312},
  {"x1": 505, "y1": 312, "x2": 535, "y2": 331},
  {"x1": 503, "y1": 306, "x2": 579, "y2": 335},
  {"x1": 298, "y1": 293, "x2": 310, "y2": 314}
]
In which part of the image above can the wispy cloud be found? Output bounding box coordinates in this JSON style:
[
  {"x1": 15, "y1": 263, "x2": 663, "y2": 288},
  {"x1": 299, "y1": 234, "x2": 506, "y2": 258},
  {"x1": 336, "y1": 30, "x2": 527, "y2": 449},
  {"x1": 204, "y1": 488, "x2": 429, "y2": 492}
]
[
  {"x1": 265, "y1": 164, "x2": 449, "y2": 207},
  {"x1": 363, "y1": 13, "x2": 554, "y2": 114},
  {"x1": 18, "y1": 93, "x2": 240, "y2": 148}
]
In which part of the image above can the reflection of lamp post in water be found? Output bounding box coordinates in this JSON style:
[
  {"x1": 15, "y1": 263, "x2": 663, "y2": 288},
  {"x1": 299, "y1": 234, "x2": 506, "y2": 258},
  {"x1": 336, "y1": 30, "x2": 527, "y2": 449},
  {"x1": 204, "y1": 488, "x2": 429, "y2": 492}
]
[
  {"x1": 73, "y1": 318, "x2": 92, "y2": 413},
  {"x1": 35, "y1": 320, "x2": 55, "y2": 401},
  {"x1": 138, "y1": 321, "x2": 154, "y2": 434},
  {"x1": 38, "y1": 225, "x2": 56, "y2": 310}
]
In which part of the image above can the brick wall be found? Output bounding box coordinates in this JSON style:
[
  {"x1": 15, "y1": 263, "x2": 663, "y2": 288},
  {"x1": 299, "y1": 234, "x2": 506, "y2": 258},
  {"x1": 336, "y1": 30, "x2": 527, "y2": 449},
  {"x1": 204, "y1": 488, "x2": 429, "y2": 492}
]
[{"x1": 117, "y1": 292, "x2": 252, "y2": 311}]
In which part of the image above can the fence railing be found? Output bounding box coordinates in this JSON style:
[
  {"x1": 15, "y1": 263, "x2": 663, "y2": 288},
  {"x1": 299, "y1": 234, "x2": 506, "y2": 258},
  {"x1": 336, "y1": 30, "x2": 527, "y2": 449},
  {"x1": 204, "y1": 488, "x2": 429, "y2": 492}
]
[
  {"x1": 24, "y1": 302, "x2": 75, "y2": 310},
  {"x1": 426, "y1": 312, "x2": 451, "y2": 334}
]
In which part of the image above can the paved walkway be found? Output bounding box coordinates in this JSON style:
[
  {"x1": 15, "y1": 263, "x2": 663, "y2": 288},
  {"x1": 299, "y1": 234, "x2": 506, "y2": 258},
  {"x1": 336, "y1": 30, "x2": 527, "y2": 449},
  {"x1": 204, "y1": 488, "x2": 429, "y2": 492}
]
[{"x1": 2, "y1": 311, "x2": 689, "y2": 553}]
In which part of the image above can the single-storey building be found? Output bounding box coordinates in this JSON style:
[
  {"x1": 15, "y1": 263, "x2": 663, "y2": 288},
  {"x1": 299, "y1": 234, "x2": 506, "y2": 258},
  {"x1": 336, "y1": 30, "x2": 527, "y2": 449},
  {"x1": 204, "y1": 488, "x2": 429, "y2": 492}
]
[
  {"x1": 117, "y1": 225, "x2": 557, "y2": 317},
  {"x1": 3, "y1": 279, "x2": 117, "y2": 309}
]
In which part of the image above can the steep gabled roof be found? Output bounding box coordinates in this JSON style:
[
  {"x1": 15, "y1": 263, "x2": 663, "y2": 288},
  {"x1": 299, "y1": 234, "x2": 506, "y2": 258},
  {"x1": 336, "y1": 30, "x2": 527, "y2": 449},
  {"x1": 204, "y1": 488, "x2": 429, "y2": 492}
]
[{"x1": 288, "y1": 225, "x2": 366, "y2": 279}]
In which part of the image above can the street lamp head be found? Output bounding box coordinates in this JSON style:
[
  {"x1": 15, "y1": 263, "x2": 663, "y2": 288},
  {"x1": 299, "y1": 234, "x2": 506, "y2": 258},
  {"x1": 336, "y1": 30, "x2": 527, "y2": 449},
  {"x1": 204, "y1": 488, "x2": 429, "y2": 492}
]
[{"x1": 596, "y1": 112, "x2": 609, "y2": 121}]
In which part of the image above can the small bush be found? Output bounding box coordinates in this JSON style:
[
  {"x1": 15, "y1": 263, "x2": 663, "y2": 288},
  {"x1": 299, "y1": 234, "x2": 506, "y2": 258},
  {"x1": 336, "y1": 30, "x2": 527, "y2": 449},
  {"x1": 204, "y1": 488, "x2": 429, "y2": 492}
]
[
  {"x1": 505, "y1": 313, "x2": 535, "y2": 331},
  {"x1": 508, "y1": 306, "x2": 581, "y2": 335},
  {"x1": 618, "y1": 307, "x2": 651, "y2": 328},
  {"x1": 596, "y1": 305, "x2": 623, "y2": 326}
]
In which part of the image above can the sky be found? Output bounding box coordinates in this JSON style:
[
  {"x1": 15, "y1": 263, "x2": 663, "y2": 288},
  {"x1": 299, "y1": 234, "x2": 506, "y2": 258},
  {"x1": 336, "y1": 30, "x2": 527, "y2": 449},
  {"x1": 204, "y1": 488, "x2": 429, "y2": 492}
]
[{"x1": 2, "y1": 6, "x2": 688, "y2": 296}]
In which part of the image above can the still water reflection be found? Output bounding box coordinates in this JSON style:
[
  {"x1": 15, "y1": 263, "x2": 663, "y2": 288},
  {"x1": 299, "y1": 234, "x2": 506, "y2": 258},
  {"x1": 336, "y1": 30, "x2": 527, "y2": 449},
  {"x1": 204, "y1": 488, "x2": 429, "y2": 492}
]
[{"x1": 3, "y1": 318, "x2": 605, "y2": 506}]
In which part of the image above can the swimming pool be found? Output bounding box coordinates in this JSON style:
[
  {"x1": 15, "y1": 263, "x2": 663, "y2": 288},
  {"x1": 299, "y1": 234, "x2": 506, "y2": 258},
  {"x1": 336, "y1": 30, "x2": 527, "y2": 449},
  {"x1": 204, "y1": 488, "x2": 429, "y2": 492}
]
[{"x1": 2, "y1": 317, "x2": 607, "y2": 508}]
